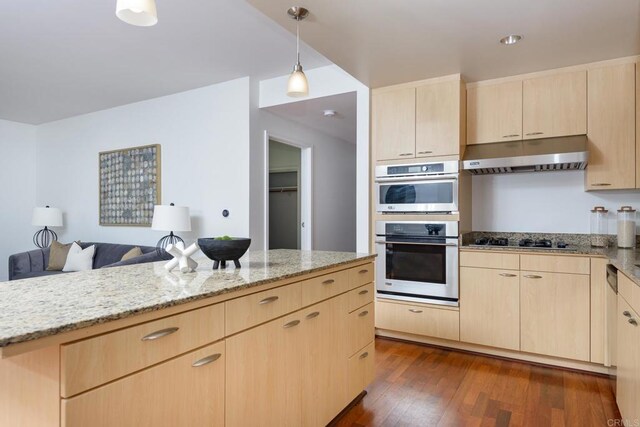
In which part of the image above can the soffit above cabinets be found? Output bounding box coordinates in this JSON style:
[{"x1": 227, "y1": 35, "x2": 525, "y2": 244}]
[{"x1": 247, "y1": 0, "x2": 640, "y2": 88}]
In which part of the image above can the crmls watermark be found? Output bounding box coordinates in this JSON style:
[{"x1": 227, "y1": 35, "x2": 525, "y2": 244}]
[{"x1": 608, "y1": 419, "x2": 640, "y2": 426}]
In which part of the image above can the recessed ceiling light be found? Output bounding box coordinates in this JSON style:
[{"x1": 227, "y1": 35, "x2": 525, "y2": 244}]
[
  {"x1": 323, "y1": 110, "x2": 337, "y2": 117},
  {"x1": 500, "y1": 35, "x2": 522, "y2": 45}
]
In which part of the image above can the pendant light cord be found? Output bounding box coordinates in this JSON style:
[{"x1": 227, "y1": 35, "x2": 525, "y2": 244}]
[{"x1": 296, "y1": 18, "x2": 300, "y2": 65}]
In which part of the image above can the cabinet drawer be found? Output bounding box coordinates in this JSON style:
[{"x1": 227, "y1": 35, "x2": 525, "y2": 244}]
[
  {"x1": 225, "y1": 283, "x2": 302, "y2": 335},
  {"x1": 376, "y1": 300, "x2": 460, "y2": 341},
  {"x1": 348, "y1": 303, "x2": 375, "y2": 356},
  {"x1": 62, "y1": 341, "x2": 225, "y2": 427},
  {"x1": 520, "y1": 254, "x2": 589, "y2": 274},
  {"x1": 347, "y1": 341, "x2": 375, "y2": 401},
  {"x1": 619, "y1": 271, "x2": 640, "y2": 314},
  {"x1": 61, "y1": 303, "x2": 224, "y2": 398},
  {"x1": 301, "y1": 270, "x2": 350, "y2": 307},
  {"x1": 348, "y1": 283, "x2": 374, "y2": 313},
  {"x1": 460, "y1": 251, "x2": 519, "y2": 270},
  {"x1": 349, "y1": 263, "x2": 374, "y2": 289}
]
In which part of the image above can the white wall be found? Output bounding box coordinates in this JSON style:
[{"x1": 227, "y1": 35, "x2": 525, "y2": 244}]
[
  {"x1": 35, "y1": 78, "x2": 251, "y2": 247},
  {"x1": 472, "y1": 170, "x2": 640, "y2": 233},
  {"x1": 0, "y1": 120, "x2": 37, "y2": 280}
]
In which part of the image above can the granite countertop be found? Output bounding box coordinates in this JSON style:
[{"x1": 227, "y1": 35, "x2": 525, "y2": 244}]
[{"x1": 0, "y1": 250, "x2": 375, "y2": 349}]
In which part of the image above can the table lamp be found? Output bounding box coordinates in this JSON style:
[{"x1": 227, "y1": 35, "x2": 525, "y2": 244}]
[
  {"x1": 32, "y1": 206, "x2": 63, "y2": 248},
  {"x1": 151, "y1": 203, "x2": 191, "y2": 257}
]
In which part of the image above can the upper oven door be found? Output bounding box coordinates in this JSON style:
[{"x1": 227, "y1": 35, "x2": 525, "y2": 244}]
[{"x1": 375, "y1": 177, "x2": 458, "y2": 213}]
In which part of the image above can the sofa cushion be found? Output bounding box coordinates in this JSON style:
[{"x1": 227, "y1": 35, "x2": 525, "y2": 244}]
[
  {"x1": 63, "y1": 243, "x2": 96, "y2": 272},
  {"x1": 102, "y1": 251, "x2": 163, "y2": 269},
  {"x1": 12, "y1": 270, "x2": 66, "y2": 281},
  {"x1": 47, "y1": 241, "x2": 75, "y2": 271},
  {"x1": 121, "y1": 247, "x2": 143, "y2": 261}
]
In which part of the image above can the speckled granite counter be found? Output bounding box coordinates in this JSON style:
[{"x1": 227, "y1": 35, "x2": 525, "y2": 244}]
[{"x1": 0, "y1": 249, "x2": 375, "y2": 349}]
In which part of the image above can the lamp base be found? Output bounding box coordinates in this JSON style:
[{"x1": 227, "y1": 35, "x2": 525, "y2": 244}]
[
  {"x1": 156, "y1": 232, "x2": 184, "y2": 259},
  {"x1": 33, "y1": 227, "x2": 58, "y2": 248}
]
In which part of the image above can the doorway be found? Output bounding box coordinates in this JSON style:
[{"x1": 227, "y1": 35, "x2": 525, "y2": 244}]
[{"x1": 268, "y1": 140, "x2": 301, "y2": 249}]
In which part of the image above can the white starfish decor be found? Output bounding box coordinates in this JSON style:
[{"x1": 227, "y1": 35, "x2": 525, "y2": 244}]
[{"x1": 164, "y1": 242, "x2": 199, "y2": 273}]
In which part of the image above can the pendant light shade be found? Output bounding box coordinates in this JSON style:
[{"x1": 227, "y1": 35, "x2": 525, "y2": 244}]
[
  {"x1": 116, "y1": 0, "x2": 158, "y2": 27},
  {"x1": 286, "y1": 7, "x2": 309, "y2": 98}
]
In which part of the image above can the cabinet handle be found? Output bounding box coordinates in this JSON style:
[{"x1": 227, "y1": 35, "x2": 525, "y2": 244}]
[
  {"x1": 623, "y1": 311, "x2": 632, "y2": 318},
  {"x1": 502, "y1": 134, "x2": 520, "y2": 138},
  {"x1": 358, "y1": 269, "x2": 369, "y2": 274},
  {"x1": 359, "y1": 310, "x2": 369, "y2": 317},
  {"x1": 141, "y1": 327, "x2": 179, "y2": 341},
  {"x1": 499, "y1": 273, "x2": 517, "y2": 277},
  {"x1": 525, "y1": 132, "x2": 544, "y2": 136},
  {"x1": 358, "y1": 289, "x2": 369, "y2": 295},
  {"x1": 417, "y1": 151, "x2": 433, "y2": 154},
  {"x1": 592, "y1": 183, "x2": 612, "y2": 187},
  {"x1": 408, "y1": 309, "x2": 423, "y2": 313},
  {"x1": 322, "y1": 279, "x2": 335, "y2": 285},
  {"x1": 359, "y1": 352, "x2": 369, "y2": 359},
  {"x1": 398, "y1": 153, "x2": 413, "y2": 157},
  {"x1": 629, "y1": 318, "x2": 638, "y2": 326},
  {"x1": 283, "y1": 320, "x2": 301, "y2": 329},
  {"x1": 524, "y1": 274, "x2": 542, "y2": 279},
  {"x1": 192, "y1": 353, "x2": 221, "y2": 367},
  {"x1": 306, "y1": 311, "x2": 320, "y2": 320},
  {"x1": 259, "y1": 296, "x2": 279, "y2": 305}
]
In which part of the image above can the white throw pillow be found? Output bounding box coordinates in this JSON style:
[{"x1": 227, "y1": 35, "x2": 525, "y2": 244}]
[{"x1": 62, "y1": 242, "x2": 96, "y2": 272}]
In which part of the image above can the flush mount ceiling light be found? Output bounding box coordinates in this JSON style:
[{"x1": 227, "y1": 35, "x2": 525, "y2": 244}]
[
  {"x1": 116, "y1": 0, "x2": 158, "y2": 27},
  {"x1": 500, "y1": 34, "x2": 523, "y2": 45},
  {"x1": 323, "y1": 110, "x2": 337, "y2": 117},
  {"x1": 286, "y1": 6, "x2": 310, "y2": 97}
]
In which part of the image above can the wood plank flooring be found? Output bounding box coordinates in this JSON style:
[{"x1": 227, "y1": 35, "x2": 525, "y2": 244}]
[{"x1": 335, "y1": 338, "x2": 620, "y2": 426}]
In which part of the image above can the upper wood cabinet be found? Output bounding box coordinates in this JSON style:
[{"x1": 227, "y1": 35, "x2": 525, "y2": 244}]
[
  {"x1": 636, "y1": 62, "x2": 640, "y2": 189},
  {"x1": 372, "y1": 76, "x2": 465, "y2": 161},
  {"x1": 467, "y1": 81, "x2": 522, "y2": 145},
  {"x1": 586, "y1": 63, "x2": 636, "y2": 190},
  {"x1": 372, "y1": 87, "x2": 416, "y2": 161},
  {"x1": 522, "y1": 71, "x2": 587, "y2": 139}
]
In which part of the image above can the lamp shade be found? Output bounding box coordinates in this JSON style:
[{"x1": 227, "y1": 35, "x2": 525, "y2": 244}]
[
  {"x1": 32, "y1": 207, "x2": 63, "y2": 227},
  {"x1": 152, "y1": 205, "x2": 191, "y2": 232},
  {"x1": 116, "y1": 0, "x2": 158, "y2": 27},
  {"x1": 287, "y1": 67, "x2": 309, "y2": 97}
]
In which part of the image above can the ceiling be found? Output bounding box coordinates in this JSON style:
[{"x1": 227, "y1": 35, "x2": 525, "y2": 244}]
[
  {"x1": 0, "y1": 0, "x2": 330, "y2": 124},
  {"x1": 247, "y1": 0, "x2": 640, "y2": 88},
  {"x1": 265, "y1": 92, "x2": 357, "y2": 145}
]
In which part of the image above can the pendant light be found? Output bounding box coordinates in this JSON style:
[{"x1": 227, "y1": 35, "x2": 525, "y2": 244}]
[
  {"x1": 116, "y1": 0, "x2": 158, "y2": 27},
  {"x1": 286, "y1": 7, "x2": 310, "y2": 97}
]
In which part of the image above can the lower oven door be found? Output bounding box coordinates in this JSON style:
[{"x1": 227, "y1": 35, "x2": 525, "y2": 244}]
[{"x1": 375, "y1": 238, "x2": 459, "y2": 306}]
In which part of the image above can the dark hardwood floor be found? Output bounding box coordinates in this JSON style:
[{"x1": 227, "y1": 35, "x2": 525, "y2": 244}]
[{"x1": 335, "y1": 338, "x2": 621, "y2": 426}]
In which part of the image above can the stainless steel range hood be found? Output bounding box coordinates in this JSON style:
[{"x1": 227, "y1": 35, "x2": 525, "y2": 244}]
[{"x1": 461, "y1": 135, "x2": 589, "y2": 175}]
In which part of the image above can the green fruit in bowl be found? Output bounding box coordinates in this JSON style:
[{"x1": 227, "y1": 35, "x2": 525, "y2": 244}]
[{"x1": 215, "y1": 235, "x2": 232, "y2": 241}]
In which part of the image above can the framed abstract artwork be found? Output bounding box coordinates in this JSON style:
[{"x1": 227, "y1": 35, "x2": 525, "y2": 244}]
[{"x1": 99, "y1": 144, "x2": 161, "y2": 226}]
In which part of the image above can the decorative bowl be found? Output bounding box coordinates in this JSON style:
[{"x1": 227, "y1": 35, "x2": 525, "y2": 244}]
[{"x1": 197, "y1": 237, "x2": 251, "y2": 269}]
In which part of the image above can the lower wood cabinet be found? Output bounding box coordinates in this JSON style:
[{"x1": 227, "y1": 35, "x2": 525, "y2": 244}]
[
  {"x1": 616, "y1": 295, "x2": 640, "y2": 424},
  {"x1": 376, "y1": 300, "x2": 459, "y2": 341},
  {"x1": 62, "y1": 341, "x2": 225, "y2": 427},
  {"x1": 460, "y1": 267, "x2": 520, "y2": 351},
  {"x1": 520, "y1": 271, "x2": 590, "y2": 361},
  {"x1": 347, "y1": 341, "x2": 375, "y2": 400}
]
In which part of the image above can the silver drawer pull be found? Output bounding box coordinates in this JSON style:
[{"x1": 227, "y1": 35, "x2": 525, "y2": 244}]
[
  {"x1": 358, "y1": 269, "x2": 369, "y2": 274},
  {"x1": 408, "y1": 309, "x2": 423, "y2": 313},
  {"x1": 359, "y1": 352, "x2": 369, "y2": 359},
  {"x1": 283, "y1": 320, "x2": 300, "y2": 329},
  {"x1": 398, "y1": 153, "x2": 413, "y2": 157},
  {"x1": 417, "y1": 151, "x2": 433, "y2": 154},
  {"x1": 359, "y1": 310, "x2": 369, "y2": 317},
  {"x1": 592, "y1": 183, "x2": 612, "y2": 187},
  {"x1": 502, "y1": 134, "x2": 519, "y2": 138},
  {"x1": 322, "y1": 279, "x2": 335, "y2": 285},
  {"x1": 524, "y1": 275, "x2": 542, "y2": 279},
  {"x1": 306, "y1": 311, "x2": 320, "y2": 320},
  {"x1": 141, "y1": 327, "x2": 179, "y2": 341},
  {"x1": 192, "y1": 353, "x2": 221, "y2": 367},
  {"x1": 384, "y1": 282, "x2": 393, "y2": 286},
  {"x1": 358, "y1": 290, "x2": 369, "y2": 295},
  {"x1": 526, "y1": 132, "x2": 544, "y2": 136},
  {"x1": 623, "y1": 311, "x2": 632, "y2": 318},
  {"x1": 259, "y1": 296, "x2": 279, "y2": 305},
  {"x1": 629, "y1": 318, "x2": 638, "y2": 326},
  {"x1": 499, "y1": 273, "x2": 517, "y2": 277}
]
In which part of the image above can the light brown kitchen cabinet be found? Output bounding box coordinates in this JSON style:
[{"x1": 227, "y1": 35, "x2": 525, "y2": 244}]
[
  {"x1": 520, "y1": 271, "x2": 590, "y2": 361},
  {"x1": 586, "y1": 63, "x2": 636, "y2": 190},
  {"x1": 616, "y1": 295, "x2": 640, "y2": 424},
  {"x1": 372, "y1": 87, "x2": 416, "y2": 161},
  {"x1": 637, "y1": 62, "x2": 640, "y2": 189},
  {"x1": 590, "y1": 258, "x2": 607, "y2": 365},
  {"x1": 416, "y1": 79, "x2": 464, "y2": 157},
  {"x1": 460, "y1": 267, "x2": 520, "y2": 351},
  {"x1": 62, "y1": 341, "x2": 225, "y2": 427},
  {"x1": 467, "y1": 81, "x2": 522, "y2": 145},
  {"x1": 522, "y1": 71, "x2": 587, "y2": 139},
  {"x1": 376, "y1": 300, "x2": 459, "y2": 341}
]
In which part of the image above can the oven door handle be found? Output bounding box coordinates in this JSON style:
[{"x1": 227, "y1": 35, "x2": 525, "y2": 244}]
[
  {"x1": 375, "y1": 240, "x2": 458, "y2": 247},
  {"x1": 375, "y1": 174, "x2": 458, "y2": 183}
]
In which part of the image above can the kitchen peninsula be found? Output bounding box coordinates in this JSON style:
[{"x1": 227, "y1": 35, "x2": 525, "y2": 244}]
[{"x1": 0, "y1": 249, "x2": 376, "y2": 427}]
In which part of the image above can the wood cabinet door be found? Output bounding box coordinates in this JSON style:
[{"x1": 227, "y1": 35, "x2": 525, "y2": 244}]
[
  {"x1": 460, "y1": 267, "x2": 520, "y2": 351},
  {"x1": 637, "y1": 62, "x2": 640, "y2": 189},
  {"x1": 62, "y1": 341, "x2": 225, "y2": 427},
  {"x1": 616, "y1": 297, "x2": 639, "y2": 423},
  {"x1": 587, "y1": 63, "x2": 636, "y2": 190},
  {"x1": 301, "y1": 295, "x2": 349, "y2": 427},
  {"x1": 522, "y1": 71, "x2": 587, "y2": 139},
  {"x1": 226, "y1": 311, "x2": 303, "y2": 427},
  {"x1": 416, "y1": 79, "x2": 462, "y2": 157},
  {"x1": 467, "y1": 81, "x2": 522, "y2": 145},
  {"x1": 372, "y1": 88, "x2": 416, "y2": 161},
  {"x1": 520, "y1": 271, "x2": 590, "y2": 361}
]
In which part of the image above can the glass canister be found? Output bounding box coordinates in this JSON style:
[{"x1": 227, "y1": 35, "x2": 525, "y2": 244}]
[
  {"x1": 590, "y1": 206, "x2": 609, "y2": 247},
  {"x1": 617, "y1": 206, "x2": 637, "y2": 248}
]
